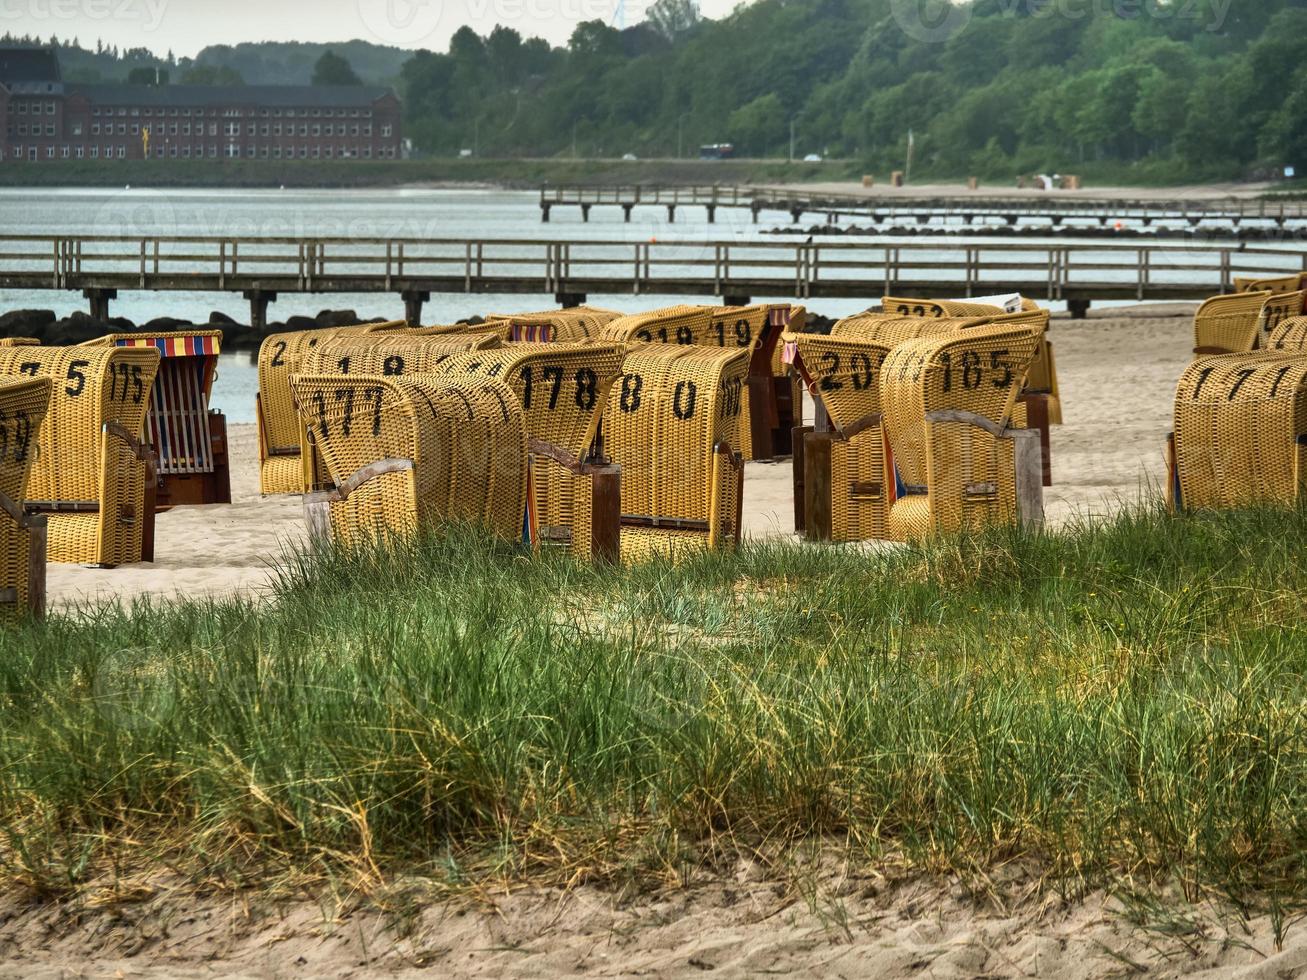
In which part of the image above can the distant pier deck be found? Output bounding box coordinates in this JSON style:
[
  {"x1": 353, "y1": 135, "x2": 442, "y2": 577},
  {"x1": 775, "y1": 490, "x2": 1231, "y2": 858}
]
[
  {"x1": 539, "y1": 184, "x2": 1307, "y2": 227},
  {"x1": 0, "y1": 234, "x2": 1302, "y2": 323}
]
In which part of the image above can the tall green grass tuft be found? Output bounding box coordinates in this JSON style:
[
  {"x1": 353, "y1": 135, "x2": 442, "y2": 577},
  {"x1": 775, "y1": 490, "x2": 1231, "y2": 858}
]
[{"x1": 3, "y1": 502, "x2": 1307, "y2": 900}]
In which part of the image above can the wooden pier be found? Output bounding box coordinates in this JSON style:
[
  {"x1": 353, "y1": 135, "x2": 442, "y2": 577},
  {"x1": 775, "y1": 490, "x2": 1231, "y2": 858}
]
[
  {"x1": 1, "y1": 234, "x2": 1302, "y2": 323},
  {"x1": 539, "y1": 184, "x2": 1307, "y2": 227}
]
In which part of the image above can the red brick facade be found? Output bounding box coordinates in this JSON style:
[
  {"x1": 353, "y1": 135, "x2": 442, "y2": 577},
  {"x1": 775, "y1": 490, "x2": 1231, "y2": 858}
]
[{"x1": 0, "y1": 50, "x2": 404, "y2": 163}]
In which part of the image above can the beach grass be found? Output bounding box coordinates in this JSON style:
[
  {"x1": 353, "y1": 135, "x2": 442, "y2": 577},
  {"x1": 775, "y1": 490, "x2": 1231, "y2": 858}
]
[{"x1": 2, "y1": 501, "x2": 1307, "y2": 904}]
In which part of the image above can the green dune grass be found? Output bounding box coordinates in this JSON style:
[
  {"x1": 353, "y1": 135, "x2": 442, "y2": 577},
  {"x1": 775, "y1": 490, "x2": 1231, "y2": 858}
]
[{"x1": 2, "y1": 502, "x2": 1306, "y2": 903}]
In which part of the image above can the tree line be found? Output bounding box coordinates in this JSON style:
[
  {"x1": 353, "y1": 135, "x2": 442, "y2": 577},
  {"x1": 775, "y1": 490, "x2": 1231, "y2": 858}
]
[{"x1": 8, "y1": 0, "x2": 1305, "y2": 180}]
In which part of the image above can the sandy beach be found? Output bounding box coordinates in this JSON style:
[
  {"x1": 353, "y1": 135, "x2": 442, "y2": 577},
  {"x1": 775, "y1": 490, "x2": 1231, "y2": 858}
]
[
  {"x1": 46, "y1": 302, "x2": 1194, "y2": 610},
  {"x1": 22, "y1": 302, "x2": 1307, "y2": 979}
]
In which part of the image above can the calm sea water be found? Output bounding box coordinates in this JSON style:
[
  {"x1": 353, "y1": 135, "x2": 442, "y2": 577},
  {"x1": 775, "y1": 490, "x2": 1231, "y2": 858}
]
[{"x1": 0, "y1": 186, "x2": 1281, "y2": 422}]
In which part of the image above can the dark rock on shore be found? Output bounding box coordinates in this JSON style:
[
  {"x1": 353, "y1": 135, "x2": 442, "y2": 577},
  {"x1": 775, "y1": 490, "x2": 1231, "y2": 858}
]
[{"x1": 0, "y1": 309, "x2": 400, "y2": 353}]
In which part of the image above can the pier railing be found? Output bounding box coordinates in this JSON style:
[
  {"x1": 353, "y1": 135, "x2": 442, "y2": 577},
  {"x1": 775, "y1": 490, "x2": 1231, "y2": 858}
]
[{"x1": 1, "y1": 234, "x2": 1302, "y2": 321}]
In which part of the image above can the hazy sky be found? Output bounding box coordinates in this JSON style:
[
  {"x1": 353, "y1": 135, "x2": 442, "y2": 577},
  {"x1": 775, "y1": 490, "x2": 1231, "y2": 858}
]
[{"x1": 2, "y1": 0, "x2": 742, "y2": 57}]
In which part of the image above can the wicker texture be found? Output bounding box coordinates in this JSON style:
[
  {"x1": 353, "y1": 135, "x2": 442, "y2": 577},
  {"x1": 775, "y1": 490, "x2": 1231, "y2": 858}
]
[
  {"x1": 291, "y1": 373, "x2": 527, "y2": 546},
  {"x1": 0, "y1": 346, "x2": 160, "y2": 564},
  {"x1": 256, "y1": 321, "x2": 408, "y2": 494},
  {"x1": 790, "y1": 333, "x2": 896, "y2": 541},
  {"x1": 486, "y1": 306, "x2": 624, "y2": 342},
  {"x1": 1235, "y1": 274, "x2": 1305, "y2": 294},
  {"x1": 437, "y1": 342, "x2": 625, "y2": 557},
  {"x1": 0, "y1": 377, "x2": 50, "y2": 614},
  {"x1": 1193, "y1": 290, "x2": 1272, "y2": 354},
  {"x1": 880, "y1": 323, "x2": 1040, "y2": 540},
  {"x1": 1258, "y1": 291, "x2": 1306, "y2": 345},
  {"x1": 1173, "y1": 352, "x2": 1307, "y2": 509},
  {"x1": 604, "y1": 346, "x2": 748, "y2": 560},
  {"x1": 599, "y1": 305, "x2": 714, "y2": 345},
  {"x1": 0, "y1": 338, "x2": 40, "y2": 347},
  {"x1": 295, "y1": 332, "x2": 504, "y2": 492},
  {"x1": 1267, "y1": 316, "x2": 1307, "y2": 350}
]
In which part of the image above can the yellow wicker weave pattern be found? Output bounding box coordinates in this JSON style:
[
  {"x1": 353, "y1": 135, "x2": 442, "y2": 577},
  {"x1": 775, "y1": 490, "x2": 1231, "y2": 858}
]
[
  {"x1": 0, "y1": 346, "x2": 160, "y2": 564},
  {"x1": 1193, "y1": 290, "x2": 1272, "y2": 354},
  {"x1": 79, "y1": 329, "x2": 224, "y2": 349},
  {"x1": 0, "y1": 377, "x2": 49, "y2": 613},
  {"x1": 605, "y1": 346, "x2": 748, "y2": 560},
  {"x1": 0, "y1": 338, "x2": 40, "y2": 347},
  {"x1": 789, "y1": 333, "x2": 894, "y2": 542},
  {"x1": 880, "y1": 324, "x2": 1040, "y2": 540},
  {"x1": 290, "y1": 373, "x2": 527, "y2": 546},
  {"x1": 436, "y1": 342, "x2": 625, "y2": 557},
  {"x1": 1259, "y1": 291, "x2": 1306, "y2": 343},
  {"x1": 1267, "y1": 316, "x2": 1307, "y2": 351},
  {"x1": 256, "y1": 321, "x2": 408, "y2": 494},
  {"x1": 488, "y1": 306, "x2": 624, "y2": 342},
  {"x1": 294, "y1": 332, "x2": 504, "y2": 492},
  {"x1": 1235, "y1": 274, "x2": 1305, "y2": 294},
  {"x1": 598, "y1": 305, "x2": 714, "y2": 345},
  {"x1": 1173, "y1": 352, "x2": 1307, "y2": 509},
  {"x1": 881, "y1": 296, "x2": 1007, "y2": 318}
]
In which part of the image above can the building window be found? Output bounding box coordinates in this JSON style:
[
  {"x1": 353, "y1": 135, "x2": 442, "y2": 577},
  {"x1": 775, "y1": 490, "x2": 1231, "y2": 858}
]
[
  {"x1": 170, "y1": 145, "x2": 177, "y2": 157},
  {"x1": 71, "y1": 121, "x2": 83, "y2": 136},
  {"x1": 91, "y1": 123, "x2": 99, "y2": 135},
  {"x1": 118, "y1": 108, "x2": 127, "y2": 116},
  {"x1": 182, "y1": 146, "x2": 190, "y2": 157},
  {"x1": 364, "y1": 146, "x2": 372, "y2": 158},
  {"x1": 75, "y1": 145, "x2": 83, "y2": 158},
  {"x1": 299, "y1": 124, "x2": 307, "y2": 136},
  {"x1": 225, "y1": 123, "x2": 239, "y2": 136},
  {"x1": 29, "y1": 147, "x2": 37, "y2": 160},
  {"x1": 131, "y1": 123, "x2": 139, "y2": 135},
  {"x1": 16, "y1": 125, "x2": 24, "y2": 137},
  {"x1": 117, "y1": 124, "x2": 126, "y2": 135},
  {"x1": 130, "y1": 107, "x2": 139, "y2": 116},
  {"x1": 382, "y1": 125, "x2": 392, "y2": 137},
  {"x1": 60, "y1": 145, "x2": 68, "y2": 158},
  {"x1": 208, "y1": 123, "x2": 216, "y2": 136},
  {"x1": 273, "y1": 146, "x2": 281, "y2": 158},
  {"x1": 90, "y1": 145, "x2": 97, "y2": 158},
  {"x1": 117, "y1": 145, "x2": 126, "y2": 158},
  {"x1": 17, "y1": 104, "x2": 27, "y2": 115},
  {"x1": 363, "y1": 126, "x2": 372, "y2": 136},
  {"x1": 324, "y1": 146, "x2": 333, "y2": 158},
  {"x1": 351, "y1": 125, "x2": 359, "y2": 136},
  {"x1": 45, "y1": 124, "x2": 54, "y2": 136},
  {"x1": 299, "y1": 146, "x2": 307, "y2": 158},
  {"x1": 46, "y1": 102, "x2": 55, "y2": 114}
]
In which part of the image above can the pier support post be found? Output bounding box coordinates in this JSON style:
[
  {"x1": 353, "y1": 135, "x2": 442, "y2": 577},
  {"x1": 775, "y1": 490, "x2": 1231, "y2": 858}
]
[
  {"x1": 1068, "y1": 298, "x2": 1091, "y2": 320},
  {"x1": 622, "y1": 204, "x2": 633, "y2": 223},
  {"x1": 83, "y1": 287, "x2": 116, "y2": 320},
  {"x1": 242, "y1": 290, "x2": 277, "y2": 331},
  {"x1": 706, "y1": 205, "x2": 716, "y2": 224},
  {"x1": 751, "y1": 204, "x2": 761, "y2": 223},
  {"x1": 1051, "y1": 216, "x2": 1063, "y2": 226},
  {"x1": 666, "y1": 205, "x2": 676, "y2": 223},
  {"x1": 541, "y1": 204, "x2": 551, "y2": 223},
  {"x1": 790, "y1": 208, "x2": 803, "y2": 223},
  {"x1": 555, "y1": 291, "x2": 586, "y2": 308},
  {"x1": 581, "y1": 204, "x2": 591, "y2": 223},
  {"x1": 401, "y1": 289, "x2": 429, "y2": 327},
  {"x1": 1003, "y1": 214, "x2": 1018, "y2": 226},
  {"x1": 723, "y1": 294, "x2": 751, "y2": 307}
]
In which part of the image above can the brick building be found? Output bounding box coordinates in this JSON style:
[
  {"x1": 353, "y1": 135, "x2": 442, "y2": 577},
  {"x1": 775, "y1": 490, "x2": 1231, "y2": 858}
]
[{"x1": 0, "y1": 48, "x2": 404, "y2": 163}]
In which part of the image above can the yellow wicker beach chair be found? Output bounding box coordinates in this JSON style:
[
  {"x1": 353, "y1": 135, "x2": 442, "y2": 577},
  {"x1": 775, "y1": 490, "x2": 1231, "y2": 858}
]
[
  {"x1": 880, "y1": 322, "x2": 1044, "y2": 540},
  {"x1": 256, "y1": 320, "x2": 408, "y2": 494},
  {"x1": 1234, "y1": 273, "x2": 1306, "y2": 294},
  {"x1": 1170, "y1": 351, "x2": 1307, "y2": 510},
  {"x1": 604, "y1": 345, "x2": 749, "y2": 560},
  {"x1": 599, "y1": 305, "x2": 716, "y2": 346},
  {"x1": 0, "y1": 338, "x2": 40, "y2": 347},
  {"x1": 1258, "y1": 291, "x2": 1306, "y2": 345},
  {"x1": 79, "y1": 330, "x2": 229, "y2": 507},
  {"x1": 1192, "y1": 291, "x2": 1273, "y2": 355},
  {"x1": 0, "y1": 376, "x2": 51, "y2": 618},
  {"x1": 599, "y1": 304, "x2": 801, "y2": 460},
  {"x1": 787, "y1": 333, "x2": 895, "y2": 542},
  {"x1": 1267, "y1": 316, "x2": 1307, "y2": 351},
  {"x1": 437, "y1": 341, "x2": 626, "y2": 559},
  {"x1": 295, "y1": 331, "x2": 504, "y2": 493},
  {"x1": 0, "y1": 346, "x2": 161, "y2": 566},
  {"x1": 485, "y1": 306, "x2": 625, "y2": 342},
  {"x1": 292, "y1": 373, "x2": 528, "y2": 548}
]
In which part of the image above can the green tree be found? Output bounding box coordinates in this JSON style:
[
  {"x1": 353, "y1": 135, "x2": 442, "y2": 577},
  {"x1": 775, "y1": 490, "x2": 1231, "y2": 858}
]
[{"x1": 312, "y1": 50, "x2": 362, "y2": 86}]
